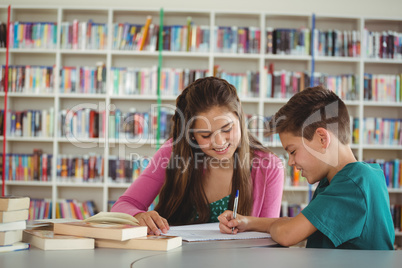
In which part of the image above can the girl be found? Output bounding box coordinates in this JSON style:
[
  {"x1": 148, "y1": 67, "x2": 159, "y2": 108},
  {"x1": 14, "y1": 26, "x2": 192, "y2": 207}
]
[{"x1": 111, "y1": 77, "x2": 284, "y2": 235}]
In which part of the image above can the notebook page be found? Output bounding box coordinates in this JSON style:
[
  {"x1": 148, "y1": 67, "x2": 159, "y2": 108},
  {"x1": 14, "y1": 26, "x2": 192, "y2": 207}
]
[{"x1": 164, "y1": 222, "x2": 271, "y2": 242}]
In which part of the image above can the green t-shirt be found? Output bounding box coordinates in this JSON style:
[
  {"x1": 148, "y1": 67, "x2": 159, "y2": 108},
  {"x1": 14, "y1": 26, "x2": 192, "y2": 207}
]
[{"x1": 302, "y1": 162, "x2": 395, "y2": 250}]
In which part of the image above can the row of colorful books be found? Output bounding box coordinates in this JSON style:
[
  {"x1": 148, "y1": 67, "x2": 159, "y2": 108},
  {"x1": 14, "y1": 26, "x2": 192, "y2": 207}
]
[
  {"x1": 266, "y1": 28, "x2": 310, "y2": 56},
  {"x1": 57, "y1": 154, "x2": 104, "y2": 183},
  {"x1": 0, "y1": 65, "x2": 55, "y2": 93},
  {"x1": 7, "y1": 109, "x2": 54, "y2": 137},
  {"x1": 113, "y1": 19, "x2": 158, "y2": 51},
  {"x1": 163, "y1": 24, "x2": 210, "y2": 52},
  {"x1": 27, "y1": 198, "x2": 98, "y2": 220},
  {"x1": 265, "y1": 68, "x2": 358, "y2": 100},
  {"x1": 110, "y1": 66, "x2": 209, "y2": 96},
  {"x1": 364, "y1": 118, "x2": 402, "y2": 146},
  {"x1": 6, "y1": 108, "x2": 55, "y2": 138},
  {"x1": 1, "y1": 150, "x2": 52, "y2": 182},
  {"x1": 214, "y1": 26, "x2": 261, "y2": 54},
  {"x1": 214, "y1": 68, "x2": 260, "y2": 97},
  {"x1": 366, "y1": 159, "x2": 402, "y2": 189},
  {"x1": 9, "y1": 22, "x2": 58, "y2": 49},
  {"x1": 108, "y1": 108, "x2": 173, "y2": 140},
  {"x1": 364, "y1": 73, "x2": 402, "y2": 102},
  {"x1": 313, "y1": 29, "x2": 361, "y2": 57},
  {"x1": 108, "y1": 155, "x2": 150, "y2": 183},
  {"x1": 60, "y1": 20, "x2": 108, "y2": 50},
  {"x1": 60, "y1": 64, "x2": 107, "y2": 94},
  {"x1": 60, "y1": 109, "x2": 104, "y2": 139},
  {"x1": 364, "y1": 30, "x2": 402, "y2": 60}
]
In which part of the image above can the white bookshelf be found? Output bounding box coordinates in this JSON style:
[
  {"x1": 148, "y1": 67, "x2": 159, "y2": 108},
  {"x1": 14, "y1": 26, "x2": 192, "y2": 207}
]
[{"x1": 1, "y1": 5, "x2": 401, "y2": 246}]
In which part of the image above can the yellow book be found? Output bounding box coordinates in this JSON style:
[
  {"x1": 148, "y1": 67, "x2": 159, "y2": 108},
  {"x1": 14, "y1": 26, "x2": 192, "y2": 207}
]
[{"x1": 139, "y1": 16, "x2": 152, "y2": 51}]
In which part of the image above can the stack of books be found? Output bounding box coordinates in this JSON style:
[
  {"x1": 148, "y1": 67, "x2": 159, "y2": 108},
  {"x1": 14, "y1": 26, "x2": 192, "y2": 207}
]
[
  {"x1": 0, "y1": 196, "x2": 30, "y2": 252},
  {"x1": 23, "y1": 212, "x2": 182, "y2": 251}
]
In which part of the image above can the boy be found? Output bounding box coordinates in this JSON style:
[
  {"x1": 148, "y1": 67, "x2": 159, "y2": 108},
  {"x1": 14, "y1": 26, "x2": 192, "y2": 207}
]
[{"x1": 218, "y1": 86, "x2": 395, "y2": 250}]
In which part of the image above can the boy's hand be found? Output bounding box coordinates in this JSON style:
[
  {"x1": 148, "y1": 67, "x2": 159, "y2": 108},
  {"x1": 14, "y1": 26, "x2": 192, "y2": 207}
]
[
  {"x1": 218, "y1": 210, "x2": 249, "y2": 234},
  {"x1": 134, "y1": 211, "x2": 169, "y2": 235}
]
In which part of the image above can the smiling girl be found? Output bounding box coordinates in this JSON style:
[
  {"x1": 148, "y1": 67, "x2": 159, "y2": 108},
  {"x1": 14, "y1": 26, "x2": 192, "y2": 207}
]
[{"x1": 111, "y1": 77, "x2": 284, "y2": 235}]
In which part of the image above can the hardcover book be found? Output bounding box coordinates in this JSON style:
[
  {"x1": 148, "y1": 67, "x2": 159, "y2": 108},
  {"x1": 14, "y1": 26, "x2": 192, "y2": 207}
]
[
  {"x1": 0, "y1": 196, "x2": 30, "y2": 211},
  {"x1": 0, "y1": 242, "x2": 30, "y2": 253},
  {"x1": 95, "y1": 235, "x2": 182, "y2": 251},
  {"x1": 53, "y1": 221, "x2": 147, "y2": 241},
  {"x1": 0, "y1": 209, "x2": 29, "y2": 223},
  {"x1": 23, "y1": 229, "x2": 94, "y2": 250},
  {"x1": 0, "y1": 230, "x2": 23, "y2": 246}
]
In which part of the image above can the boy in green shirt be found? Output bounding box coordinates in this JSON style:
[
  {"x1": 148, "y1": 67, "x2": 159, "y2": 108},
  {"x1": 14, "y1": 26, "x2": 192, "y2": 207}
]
[{"x1": 218, "y1": 86, "x2": 395, "y2": 250}]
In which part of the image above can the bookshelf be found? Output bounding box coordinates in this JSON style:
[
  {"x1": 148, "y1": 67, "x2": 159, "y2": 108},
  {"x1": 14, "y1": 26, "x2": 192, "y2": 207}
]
[{"x1": 1, "y1": 5, "x2": 401, "y2": 248}]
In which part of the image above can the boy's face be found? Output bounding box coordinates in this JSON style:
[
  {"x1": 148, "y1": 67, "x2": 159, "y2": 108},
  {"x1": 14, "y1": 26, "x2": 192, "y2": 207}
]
[{"x1": 279, "y1": 131, "x2": 328, "y2": 184}]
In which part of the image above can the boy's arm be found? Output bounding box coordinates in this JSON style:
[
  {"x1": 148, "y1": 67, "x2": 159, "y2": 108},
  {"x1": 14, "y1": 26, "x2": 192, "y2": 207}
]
[
  {"x1": 269, "y1": 213, "x2": 317, "y2": 246},
  {"x1": 219, "y1": 210, "x2": 317, "y2": 247}
]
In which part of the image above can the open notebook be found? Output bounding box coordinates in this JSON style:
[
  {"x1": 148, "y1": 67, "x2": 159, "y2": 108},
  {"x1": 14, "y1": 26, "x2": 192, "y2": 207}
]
[{"x1": 163, "y1": 222, "x2": 271, "y2": 242}]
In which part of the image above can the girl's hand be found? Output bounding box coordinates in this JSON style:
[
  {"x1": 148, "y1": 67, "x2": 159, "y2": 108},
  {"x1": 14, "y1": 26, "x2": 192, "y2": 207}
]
[
  {"x1": 134, "y1": 211, "x2": 169, "y2": 235},
  {"x1": 217, "y1": 210, "x2": 249, "y2": 234}
]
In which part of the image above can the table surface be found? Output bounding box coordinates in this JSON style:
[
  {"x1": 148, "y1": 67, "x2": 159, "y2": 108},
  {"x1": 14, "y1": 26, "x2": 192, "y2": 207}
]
[{"x1": 1, "y1": 238, "x2": 401, "y2": 268}]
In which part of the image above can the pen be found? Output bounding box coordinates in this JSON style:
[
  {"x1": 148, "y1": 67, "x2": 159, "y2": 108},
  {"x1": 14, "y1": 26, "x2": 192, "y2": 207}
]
[{"x1": 232, "y1": 190, "x2": 239, "y2": 234}]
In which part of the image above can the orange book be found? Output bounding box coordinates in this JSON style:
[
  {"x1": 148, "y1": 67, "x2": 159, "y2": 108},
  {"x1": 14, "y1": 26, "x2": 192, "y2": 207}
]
[{"x1": 138, "y1": 16, "x2": 152, "y2": 51}]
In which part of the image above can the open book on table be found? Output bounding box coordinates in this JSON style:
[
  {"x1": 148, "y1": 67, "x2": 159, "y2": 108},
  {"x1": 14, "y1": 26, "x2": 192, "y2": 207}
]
[{"x1": 163, "y1": 222, "x2": 271, "y2": 242}]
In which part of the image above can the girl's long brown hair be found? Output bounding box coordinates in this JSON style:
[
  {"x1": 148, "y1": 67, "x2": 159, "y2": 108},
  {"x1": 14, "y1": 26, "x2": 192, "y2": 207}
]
[{"x1": 155, "y1": 77, "x2": 270, "y2": 225}]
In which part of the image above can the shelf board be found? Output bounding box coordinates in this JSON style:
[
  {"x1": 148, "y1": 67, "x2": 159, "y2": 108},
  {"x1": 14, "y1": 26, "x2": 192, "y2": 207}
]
[
  {"x1": 5, "y1": 137, "x2": 54, "y2": 142},
  {"x1": 162, "y1": 51, "x2": 210, "y2": 58},
  {"x1": 363, "y1": 145, "x2": 402, "y2": 150},
  {"x1": 107, "y1": 183, "x2": 132, "y2": 188},
  {"x1": 314, "y1": 56, "x2": 360, "y2": 62},
  {"x1": 388, "y1": 188, "x2": 402, "y2": 193},
  {"x1": 57, "y1": 137, "x2": 106, "y2": 143},
  {"x1": 363, "y1": 101, "x2": 402, "y2": 107},
  {"x1": 364, "y1": 58, "x2": 402, "y2": 64},
  {"x1": 56, "y1": 182, "x2": 104, "y2": 188},
  {"x1": 112, "y1": 50, "x2": 159, "y2": 56},
  {"x1": 214, "y1": 52, "x2": 260, "y2": 59},
  {"x1": 284, "y1": 185, "x2": 316, "y2": 191},
  {"x1": 7, "y1": 92, "x2": 55, "y2": 98},
  {"x1": 344, "y1": 100, "x2": 360, "y2": 106},
  {"x1": 264, "y1": 54, "x2": 310, "y2": 61},
  {"x1": 9, "y1": 48, "x2": 57, "y2": 54},
  {"x1": 58, "y1": 93, "x2": 107, "y2": 99},
  {"x1": 110, "y1": 95, "x2": 178, "y2": 101},
  {"x1": 3, "y1": 181, "x2": 52, "y2": 186},
  {"x1": 263, "y1": 98, "x2": 288, "y2": 104},
  {"x1": 59, "y1": 49, "x2": 107, "y2": 55},
  {"x1": 108, "y1": 138, "x2": 166, "y2": 145}
]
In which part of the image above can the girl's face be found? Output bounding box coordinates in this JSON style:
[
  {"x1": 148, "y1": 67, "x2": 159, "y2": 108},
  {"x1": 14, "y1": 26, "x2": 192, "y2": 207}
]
[{"x1": 191, "y1": 106, "x2": 241, "y2": 161}]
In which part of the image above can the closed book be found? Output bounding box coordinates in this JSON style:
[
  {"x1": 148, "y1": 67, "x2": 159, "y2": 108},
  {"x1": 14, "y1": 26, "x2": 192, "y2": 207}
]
[
  {"x1": 23, "y1": 229, "x2": 94, "y2": 250},
  {"x1": 0, "y1": 230, "x2": 23, "y2": 246},
  {"x1": 95, "y1": 235, "x2": 182, "y2": 251},
  {"x1": 0, "y1": 196, "x2": 30, "y2": 211},
  {"x1": 0, "y1": 209, "x2": 29, "y2": 223},
  {"x1": 0, "y1": 242, "x2": 30, "y2": 253},
  {"x1": 0, "y1": 220, "x2": 26, "y2": 231},
  {"x1": 53, "y1": 221, "x2": 147, "y2": 241}
]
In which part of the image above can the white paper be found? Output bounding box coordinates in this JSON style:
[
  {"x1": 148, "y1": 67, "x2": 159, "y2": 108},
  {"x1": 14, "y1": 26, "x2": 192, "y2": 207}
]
[{"x1": 164, "y1": 222, "x2": 271, "y2": 242}]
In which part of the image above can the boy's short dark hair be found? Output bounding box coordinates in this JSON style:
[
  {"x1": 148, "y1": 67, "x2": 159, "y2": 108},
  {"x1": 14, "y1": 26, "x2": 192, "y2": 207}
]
[{"x1": 269, "y1": 86, "x2": 351, "y2": 145}]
